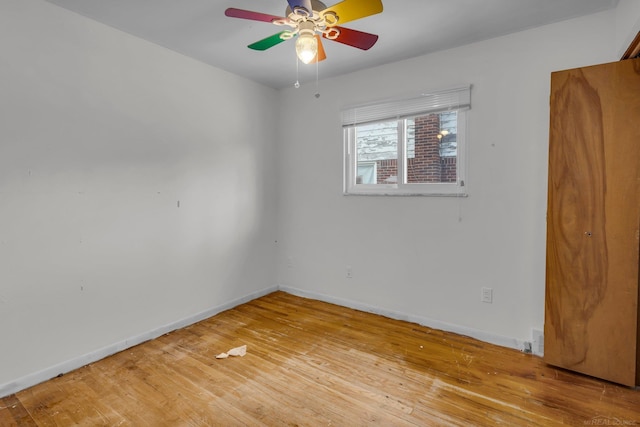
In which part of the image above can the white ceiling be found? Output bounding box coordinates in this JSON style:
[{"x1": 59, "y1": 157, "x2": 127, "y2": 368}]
[{"x1": 43, "y1": 0, "x2": 619, "y2": 89}]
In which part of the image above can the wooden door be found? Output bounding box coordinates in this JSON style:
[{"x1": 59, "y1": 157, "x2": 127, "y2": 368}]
[{"x1": 544, "y1": 58, "x2": 640, "y2": 387}]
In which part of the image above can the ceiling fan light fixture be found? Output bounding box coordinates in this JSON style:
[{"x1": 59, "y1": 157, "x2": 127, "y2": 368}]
[
  {"x1": 225, "y1": 0, "x2": 383, "y2": 69},
  {"x1": 296, "y1": 29, "x2": 318, "y2": 64}
]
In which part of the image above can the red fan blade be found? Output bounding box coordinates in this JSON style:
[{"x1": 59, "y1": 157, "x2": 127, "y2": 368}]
[
  {"x1": 310, "y1": 36, "x2": 327, "y2": 63},
  {"x1": 224, "y1": 8, "x2": 285, "y2": 24},
  {"x1": 320, "y1": 0, "x2": 383, "y2": 26},
  {"x1": 324, "y1": 27, "x2": 378, "y2": 50}
]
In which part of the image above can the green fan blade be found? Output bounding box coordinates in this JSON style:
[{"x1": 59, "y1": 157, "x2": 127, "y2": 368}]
[{"x1": 248, "y1": 32, "x2": 289, "y2": 51}]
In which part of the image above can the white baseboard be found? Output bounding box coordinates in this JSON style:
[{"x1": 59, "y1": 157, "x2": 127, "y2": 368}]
[
  {"x1": 1, "y1": 283, "x2": 534, "y2": 398},
  {"x1": 0, "y1": 286, "x2": 278, "y2": 398},
  {"x1": 278, "y1": 285, "x2": 528, "y2": 352}
]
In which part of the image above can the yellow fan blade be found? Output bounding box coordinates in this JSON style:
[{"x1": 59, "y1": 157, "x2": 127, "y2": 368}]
[{"x1": 321, "y1": 0, "x2": 383, "y2": 26}]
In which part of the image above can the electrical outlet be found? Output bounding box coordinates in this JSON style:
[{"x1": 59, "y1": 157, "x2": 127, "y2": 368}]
[
  {"x1": 287, "y1": 256, "x2": 294, "y2": 269},
  {"x1": 346, "y1": 266, "x2": 353, "y2": 279},
  {"x1": 481, "y1": 287, "x2": 493, "y2": 303}
]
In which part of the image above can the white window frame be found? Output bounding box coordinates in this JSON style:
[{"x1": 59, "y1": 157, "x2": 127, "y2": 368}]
[{"x1": 342, "y1": 86, "x2": 470, "y2": 197}]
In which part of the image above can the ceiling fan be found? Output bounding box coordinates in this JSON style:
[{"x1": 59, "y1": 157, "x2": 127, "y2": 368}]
[{"x1": 225, "y1": 0, "x2": 383, "y2": 64}]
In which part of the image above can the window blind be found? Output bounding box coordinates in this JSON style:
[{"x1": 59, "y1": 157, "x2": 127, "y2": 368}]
[{"x1": 341, "y1": 85, "x2": 471, "y2": 127}]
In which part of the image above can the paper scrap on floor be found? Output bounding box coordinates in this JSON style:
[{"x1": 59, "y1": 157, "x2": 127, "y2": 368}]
[{"x1": 216, "y1": 345, "x2": 247, "y2": 359}]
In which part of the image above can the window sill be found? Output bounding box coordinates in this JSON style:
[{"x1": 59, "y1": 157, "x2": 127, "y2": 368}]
[{"x1": 343, "y1": 191, "x2": 468, "y2": 197}]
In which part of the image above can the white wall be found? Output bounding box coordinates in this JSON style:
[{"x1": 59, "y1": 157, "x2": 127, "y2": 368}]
[
  {"x1": 616, "y1": 0, "x2": 640, "y2": 57},
  {"x1": 0, "y1": 0, "x2": 627, "y2": 398},
  {"x1": 0, "y1": 0, "x2": 278, "y2": 395},
  {"x1": 276, "y1": 10, "x2": 617, "y2": 348}
]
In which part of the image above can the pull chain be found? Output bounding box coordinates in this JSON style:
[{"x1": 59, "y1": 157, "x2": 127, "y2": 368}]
[{"x1": 315, "y1": 55, "x2": 320, "y2": 98}]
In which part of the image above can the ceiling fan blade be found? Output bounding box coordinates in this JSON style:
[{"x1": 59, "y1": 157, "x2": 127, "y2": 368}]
[
  {"x1": 248, "y1": 32, "x2": 289, "y2": 51},
  {"x1": 325, "y1": 26, "x2": 378, "y2": 50},
  {"x1": 320, "y1": 0, "x2": 383, "y2": 26},
  {"x1": 310, "y1": 36, "x2": 327, "y2": 63},
  {"x1": 225, "y1": 8, "x2": 284, "y2": 23},
  {"x1": 287, "y1": 0, "x2": 313, "y2": 14}
]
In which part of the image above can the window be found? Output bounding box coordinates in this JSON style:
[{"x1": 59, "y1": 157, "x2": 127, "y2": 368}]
[{"x1": 343, "y1": 86, "x2": 470, "y2": 196}]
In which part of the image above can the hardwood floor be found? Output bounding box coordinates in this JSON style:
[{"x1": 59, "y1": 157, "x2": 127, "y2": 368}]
[{"x1": 1, "y1": 291, "x2": 639, "y2": 426}]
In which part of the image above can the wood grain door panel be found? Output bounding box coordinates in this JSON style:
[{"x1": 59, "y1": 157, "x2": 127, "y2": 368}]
[{"x1": 544, "y1": 59, "x2": 640, "y2": 387}]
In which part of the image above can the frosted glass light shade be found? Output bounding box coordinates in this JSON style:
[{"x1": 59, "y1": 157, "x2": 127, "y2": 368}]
[{"x1": 296, "y1": 33, "x2": 317, "y2": 64}]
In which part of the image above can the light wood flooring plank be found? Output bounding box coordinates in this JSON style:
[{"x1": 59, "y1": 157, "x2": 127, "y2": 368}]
[{"x1": 1, "y1": 291, "x2": 639, "y2": 426}]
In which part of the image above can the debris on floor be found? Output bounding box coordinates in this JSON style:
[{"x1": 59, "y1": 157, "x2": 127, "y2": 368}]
[{"x1": 216, "y1": 345, "x2": 247, "y2": 359}]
